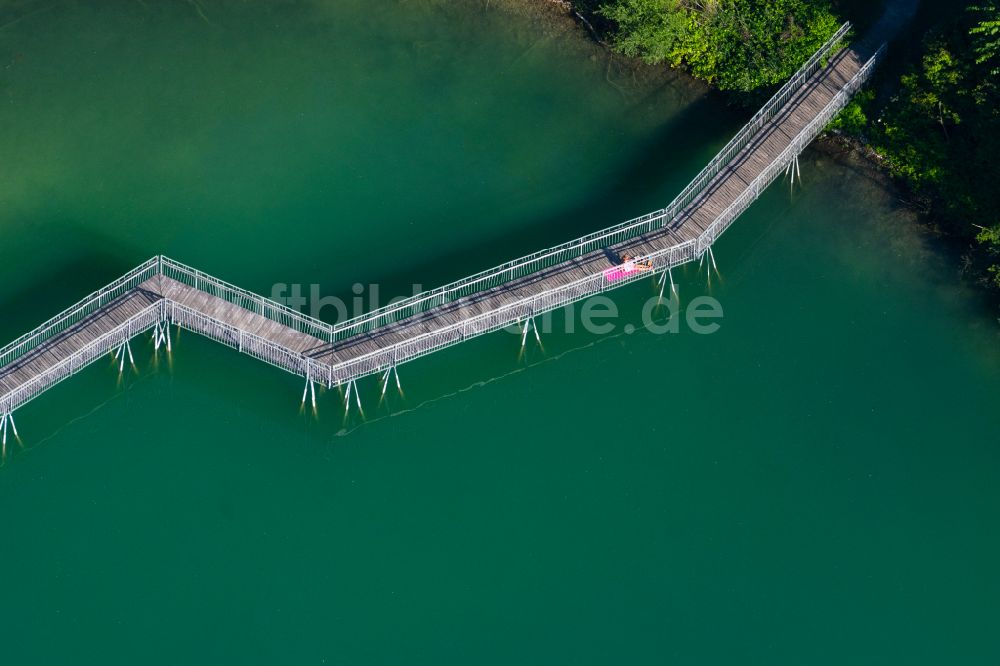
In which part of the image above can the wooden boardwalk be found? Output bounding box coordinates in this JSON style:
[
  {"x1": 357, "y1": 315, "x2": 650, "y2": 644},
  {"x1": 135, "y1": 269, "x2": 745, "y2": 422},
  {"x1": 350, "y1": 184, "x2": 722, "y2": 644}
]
[
  {"x1": 0, "y1": 29, "x2": 884, "y2": 432},
  {"x1": 0, "y1": 288, "x2": 161, "y2": 396},
  {"x1": 312, "y1": 45, "x2": 870, "y2": 365}
]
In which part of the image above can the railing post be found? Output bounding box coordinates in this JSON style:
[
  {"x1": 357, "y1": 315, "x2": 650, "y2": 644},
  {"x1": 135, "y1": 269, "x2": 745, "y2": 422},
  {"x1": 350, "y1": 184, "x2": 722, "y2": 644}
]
[{"x1": 2, "y1": 31, "x2": 880, "y2": 419}]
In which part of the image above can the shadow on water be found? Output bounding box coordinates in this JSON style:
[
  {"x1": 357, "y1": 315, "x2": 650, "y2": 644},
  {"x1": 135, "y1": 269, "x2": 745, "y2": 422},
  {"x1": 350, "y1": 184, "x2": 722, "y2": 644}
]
[
  {"x1": 0, "y1": 225, "x2": 138, "y2": 341},
  {"x1": 833, "y1": 0, "x2": 886, "y2": 33},
  {"x1": 314, "y1": 0, "x2": 944, "y2": 317},
  {"x1": 303, "y1": 91, "x2": 745, "y2": 317},
  {"x1": 5, "y1": 90, "x2": 745, "y2": 340},
  {"x1": 0, "y1": 73, "x2": 744, "y2": 336},
  {"x1": 0, "y1": 84, "x2": 744, "y2": 334}
]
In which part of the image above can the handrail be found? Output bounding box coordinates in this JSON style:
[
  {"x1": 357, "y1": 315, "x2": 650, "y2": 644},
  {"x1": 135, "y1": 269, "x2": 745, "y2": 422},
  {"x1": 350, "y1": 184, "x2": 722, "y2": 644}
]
[
  {"x1": 658, "y1": 21, "x2": 851, "y2": 228},
  {"x1": 165, "y1": 300, "x2": 313, "y2": 374},
  {"x1": 0, "y1": 24, "x2": 852, "y2": 361},
  {"x1": 0, "y1": 257, "x2": 159, "y2": 369},
  {"x1": 321, "y1": 241, "x2": 700, "y2": 385},
  {"x1": 1, "y1": 302, "x2": 163, "y2": 414},
  {"x1": 159, "y1": 256, "x2": 335, "y2": 341},
  {"x1": 692, "y1": 45, "x2": 886, "y2": 255},
  {"x1": 320, "y1": 21, "x2": 852, "y2": 342},
  {"x1": 318, "y1": 43, "x2": 885, "y2": 386},
  {"x1": 0, "y1": 35, "x2": 880, "y2": 407},
  {"x1": 326, "y1": 206, "x2": 672, "y2": 337}
]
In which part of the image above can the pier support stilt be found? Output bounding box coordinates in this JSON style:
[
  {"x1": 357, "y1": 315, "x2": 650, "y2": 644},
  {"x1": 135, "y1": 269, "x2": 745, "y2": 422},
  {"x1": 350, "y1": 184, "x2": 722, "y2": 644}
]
[
  {"x1": 152, "y1": 322, "x2": 168, "y2": 352},
  {"x1": 298, "y1": 373, "x2": 317, "y2": 412},
  {"x1": 380, "y1": 368, "x2": 392, "y2": 399},
  {"x1": 380, "y1": 366, "x2": 402, "y2": 401},
  {"x1": 520, "y1": 316, "x2": 541, "y2": 350},
  {"x1": 114, "y1": 339, "x2": 136, "y2": 374},
  {"x1": 658, "y1": 266, "x2": 678, "y2": 303},
  {"x1": 342, "y1": 379, "x2": 362, "y2": 418},
  {"x1": 1, "y1": 412, "x2": 15, "y2": 456},
  {"x1": 787, "y1": 154, "x2": 802, "y2": 192},
  {"x1": 706, "y1": 245, "x2": 720, "y2": 287}
]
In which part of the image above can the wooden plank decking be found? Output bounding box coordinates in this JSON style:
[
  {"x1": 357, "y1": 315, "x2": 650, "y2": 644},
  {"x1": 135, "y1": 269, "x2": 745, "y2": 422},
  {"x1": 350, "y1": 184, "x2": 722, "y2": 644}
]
[
  {"x1": 0, "y1": 288, "x2": 161, "y2": 396},
  {"x1": 1, "y1": 39, "x2": 875, "y2": 415},
  {"x1": 304, "y1": 44, "x2": 869, "y2": 364}
]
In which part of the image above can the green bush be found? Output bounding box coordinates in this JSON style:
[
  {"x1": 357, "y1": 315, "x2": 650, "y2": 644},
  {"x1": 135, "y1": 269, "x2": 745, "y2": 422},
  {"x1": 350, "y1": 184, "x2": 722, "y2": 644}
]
[
  {"x1": 596, "y1": 0, "x2": 1000, "y2": 289},
  {"x1": 870, "y1": 2, "x2": 1000, "y2": 286},
  {"x1": 828, "y1": 89, "x2": 875, "y2": 135},
  {"x1": 599, "y1": 0, "x2": 842, "y2": 92}
]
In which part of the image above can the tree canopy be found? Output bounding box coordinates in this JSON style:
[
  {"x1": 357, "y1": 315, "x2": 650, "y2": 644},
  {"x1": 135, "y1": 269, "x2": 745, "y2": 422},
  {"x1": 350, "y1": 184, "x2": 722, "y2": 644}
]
[{"x1": 599, "y1": 0, "x2": 841, "y2": 91}]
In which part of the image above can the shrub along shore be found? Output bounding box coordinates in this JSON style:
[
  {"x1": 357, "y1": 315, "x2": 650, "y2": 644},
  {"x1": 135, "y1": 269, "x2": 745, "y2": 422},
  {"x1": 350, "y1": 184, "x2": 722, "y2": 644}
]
[{"x1": 543, "y1": 0, "x2": 1000, "y2": 302}]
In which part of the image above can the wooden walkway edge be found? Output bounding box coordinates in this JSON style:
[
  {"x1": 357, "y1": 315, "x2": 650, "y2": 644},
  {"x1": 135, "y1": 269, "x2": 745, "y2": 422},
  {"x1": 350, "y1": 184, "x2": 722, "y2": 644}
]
[{"x1": 0, "y1": 26, "x2": 887, "y2": 442}]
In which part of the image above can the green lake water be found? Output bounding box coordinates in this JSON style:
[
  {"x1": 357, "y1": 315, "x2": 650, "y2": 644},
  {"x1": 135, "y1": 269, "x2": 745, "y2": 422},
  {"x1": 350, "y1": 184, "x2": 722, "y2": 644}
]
[{"x1": 2, "y1": 1, "x2": 999, "y2": 663}]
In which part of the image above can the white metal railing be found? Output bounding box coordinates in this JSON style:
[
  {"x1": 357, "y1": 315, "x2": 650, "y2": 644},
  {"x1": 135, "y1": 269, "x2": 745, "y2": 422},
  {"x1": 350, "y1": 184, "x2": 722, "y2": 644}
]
[
  {"x1": 316, "y1": 44, "x2": 885, "y2": 388},
  {"x1": 694, "y1": 44, "x2": 886, "y2": 256},
  {"x1": 0, "y1": 36, "x2": 881, "y2": 413},
  {"x1": 319, "y1": 21, "x2": 852, "y2": 343},
  {"x1": 664, "y1": 22, "x2": 852, "y2": 229},
  {"x1": 165, "y1": 302, "x2": 331, "y2": 387},
  {"x1": 320, "y1": 240, "x2": 699, "y2": 387},
  {"x1": 0, "y1": 24, "x2": 853, "y2": 374},
  {"x1": 0, "y1": 257, "x2": 159, "y2": 369},
  {"x1": 160, "y1": 257, "x2": 335, "y2": 342},
  {"x1": 0, "y1": 303, "x2": 163, "y2": 415},
  {"x1": 163, "y1": 300, "x2": 309, "y2": 374}
]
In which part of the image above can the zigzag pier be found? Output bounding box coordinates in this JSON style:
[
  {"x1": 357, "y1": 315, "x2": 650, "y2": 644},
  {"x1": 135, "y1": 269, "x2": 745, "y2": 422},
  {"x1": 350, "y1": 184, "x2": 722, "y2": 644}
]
[{"x1": 0, "y1": 24, "x2": 885, "y2": 447}]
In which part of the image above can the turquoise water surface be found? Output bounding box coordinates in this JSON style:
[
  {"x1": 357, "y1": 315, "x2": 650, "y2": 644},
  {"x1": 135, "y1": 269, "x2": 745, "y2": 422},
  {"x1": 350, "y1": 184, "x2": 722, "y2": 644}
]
[{"x1": 2, "y1": 1, "x2": 999, "y2": 663}]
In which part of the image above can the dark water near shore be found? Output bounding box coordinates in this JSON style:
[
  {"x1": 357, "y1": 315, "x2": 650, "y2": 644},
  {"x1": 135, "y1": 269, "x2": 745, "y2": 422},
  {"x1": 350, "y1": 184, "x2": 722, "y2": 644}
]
[{"x1": 2, "y1": 1, "x2": 999, "y2": 663}]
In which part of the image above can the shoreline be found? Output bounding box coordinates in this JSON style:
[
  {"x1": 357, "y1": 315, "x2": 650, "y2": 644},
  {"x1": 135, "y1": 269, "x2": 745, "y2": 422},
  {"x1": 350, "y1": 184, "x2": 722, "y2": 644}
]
[
  {"x1": 494, "y1": 0, "x2": 998, "y2": 310},
  {"x1": 817, "y1": 133, "x2": 1000, "y2": 306},
  {"x1": 481, "y1": 0, "x2": 689, "y2": 83}
]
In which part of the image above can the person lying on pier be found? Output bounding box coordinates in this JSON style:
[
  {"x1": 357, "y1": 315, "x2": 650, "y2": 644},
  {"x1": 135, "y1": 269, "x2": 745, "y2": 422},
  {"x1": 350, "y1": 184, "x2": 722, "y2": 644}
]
[{"x1": 620, "y1": 253, "x2": 653, "y2": 272}]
